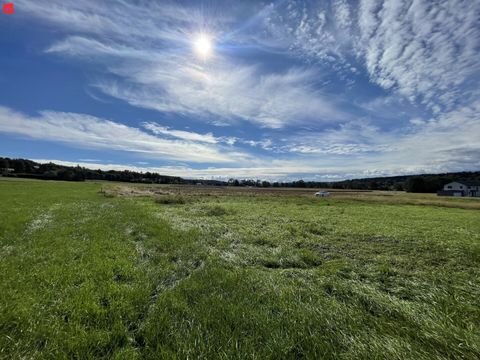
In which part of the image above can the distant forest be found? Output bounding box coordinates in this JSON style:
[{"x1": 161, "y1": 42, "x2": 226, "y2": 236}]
[{"x1": 1, "y1": 157, "x2": 480, "y2": 193}]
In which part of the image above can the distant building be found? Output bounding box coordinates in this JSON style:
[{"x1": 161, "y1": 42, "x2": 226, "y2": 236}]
[{"x1": 438, "y1": 181, "x2": 480, "y2": 197}]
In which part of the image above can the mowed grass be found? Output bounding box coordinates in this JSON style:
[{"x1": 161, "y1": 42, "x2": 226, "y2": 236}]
[{"x1": 0, "y1": 179, "x2": 479, "y2": 359}]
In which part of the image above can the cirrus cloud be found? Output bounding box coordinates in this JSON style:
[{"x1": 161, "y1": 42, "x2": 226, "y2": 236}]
[{"x1": 0, "y1": 106, "x2": 248, "y2": 164}]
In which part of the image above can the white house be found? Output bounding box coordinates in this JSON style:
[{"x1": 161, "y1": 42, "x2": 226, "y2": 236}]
[{"x1": 438, "y1": 181, "x2": 480, "y2": 197}]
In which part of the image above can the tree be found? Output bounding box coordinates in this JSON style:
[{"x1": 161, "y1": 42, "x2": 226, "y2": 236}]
[
  {"x1": 0, "y1": 158, "x2": 9, "y2": 169},
  {"x1": 406, "y1": 177, "x2": 426, "y2": 193},
  {"x1": 12, "y1": 159, "x2": 26, "y2": 173},
  {"x1": 296, "y1": 180, "x2": 306, "y2": 188}
]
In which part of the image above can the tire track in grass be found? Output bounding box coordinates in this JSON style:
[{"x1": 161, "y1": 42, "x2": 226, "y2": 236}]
[{"x1": 122, "y1": 203, "x2": 207, "y2": 351}]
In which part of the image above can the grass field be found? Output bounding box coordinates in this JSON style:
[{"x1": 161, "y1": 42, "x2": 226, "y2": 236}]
[{"x1": 1, "y1": 178, "x2": 479, "y2": 359}]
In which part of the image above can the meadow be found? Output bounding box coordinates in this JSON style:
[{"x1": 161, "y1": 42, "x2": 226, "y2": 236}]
[{"x1": 0, "y1": 178, "x2": 479, "y2": 359}]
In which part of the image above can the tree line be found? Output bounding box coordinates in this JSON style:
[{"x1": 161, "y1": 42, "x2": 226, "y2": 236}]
[
  {"x1": 226, "y1": 174, "x2": 480, "y2": 192},
  {"x1": 0, "y1": 157, "x2": 185, "y2": 184},
  {"x1": 331, "y1": 173, "x2": 480, "y2": 192},
  {"x1": 1, "y1": 157, "x2": 479, "y2": 192}
]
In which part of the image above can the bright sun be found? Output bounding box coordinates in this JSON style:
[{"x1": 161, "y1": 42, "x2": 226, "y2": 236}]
[{"x1": 193, "y1": 34, "x2": 213, "y2": 59}]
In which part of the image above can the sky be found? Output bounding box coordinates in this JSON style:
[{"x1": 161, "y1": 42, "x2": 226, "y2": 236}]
[{"x1": 0, "y1": 0, "x2": 479, "y2": 181}]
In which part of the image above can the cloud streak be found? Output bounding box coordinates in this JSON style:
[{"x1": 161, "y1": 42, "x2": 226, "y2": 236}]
[
  {"x1": 0, "y1": 106, "x2": 248, "y2": 163},
  {"x1": 48, "y1": 36, "x2": 347, "y2": 128},
  {"x1": 25, "y1": 0, "x2": 480, "y2": 123},
  {"x1": 142, "y1": 122, "x2": 237, "y2": 145},
  {"x1": 357, "y1": 0, "x2": 480, "y2": 111},
  {"x1": 11, "y1": 100, "x2": 478, "y2": 181}
]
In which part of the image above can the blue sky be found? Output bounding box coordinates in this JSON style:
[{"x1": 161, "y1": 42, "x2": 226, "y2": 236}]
[{"x1": 0, "y1": 0, "x2": 479, "y2": 180}]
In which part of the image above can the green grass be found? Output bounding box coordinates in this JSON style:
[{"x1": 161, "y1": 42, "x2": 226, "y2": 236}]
[
  {"x1": 0, "y1": 178, "x2": 479, "y2": 359},
  {"x1": 154, "y1": 195, "x2": 187, "y2": 205}
]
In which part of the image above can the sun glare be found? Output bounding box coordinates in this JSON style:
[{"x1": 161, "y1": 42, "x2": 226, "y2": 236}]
[{"x1": 193, "y1": 34, "x2": 213, "y2": 59}]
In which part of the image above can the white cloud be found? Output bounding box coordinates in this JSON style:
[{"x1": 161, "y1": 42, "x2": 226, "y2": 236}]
[
  {"x1": 78, "y1": 158, "x2": 102, "y2": 163},
  {"x1": 30, "y1": 157, "x2": 383, "y2": 181},
  {"x1": 13, "y1": 0, "x2": 348, "y2": 129},
  {"x1": 42, "y1": 100, "x2": 480, "y2": 180},
  {"x1": 17, "y1": 0, "x2": 480, "y2": 118},
  {"x1": 6, "y1": 0, "x2": 480, "y2": 180},
  {"x1": 282, "y1": 100, "x2": 480, "y2": 172},
  {"x1": 29, "y1": 0, "x2": 480, "y2": 126},
  {"x1": 241, "y1": 138, "x2": 274, "y2": 151},
  {"x1": 357, "y1": 0, "x2": 480, "y2": 110},
  {"x1": 0, "y1": 106, "x2": 248, "y2": 164},
  {"x1": 262, "y1": 0, "x2": 356, "y2": 69},
  {"x1": 409, "y1": 118, "x2": 426, "y2": 126},
  {"x1": 15, "y1": 0, "x2": 220, "y2": 45},
  {"x1": 25, "y1": 99, "x2": 480, "y2": 181},
  {"x1": 142, "y1": 122, "x2": 219, "y2": 144},
  {"x1": 48, "y1": 36, "x2": 347, "y2": 128},
  {"x1": 334, "y1": 0, "x2": 352, "y2": 29},
  {"x1": 282, "y1": 120, "x2": 396, "y2": 155},
  {"x1": 261, "y1": 0, "x2": 480, "y2": 111},
  {"x1": 142, "y1": 122, "x2": 238, "y2": 146},
  {"x1": 391, "y1": 100, "x2": 480, "y2": 169}
]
